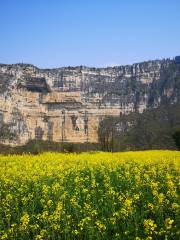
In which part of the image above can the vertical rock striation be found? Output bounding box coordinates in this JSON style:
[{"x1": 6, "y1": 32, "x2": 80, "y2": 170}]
[{"x1": 0, "y1": 58, "x2": 179, "y2": 145}]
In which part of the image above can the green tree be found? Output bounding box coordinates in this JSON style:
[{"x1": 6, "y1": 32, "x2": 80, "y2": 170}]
[{"x1": 173, "y1": 130, "x2": 180, "y2": 150}]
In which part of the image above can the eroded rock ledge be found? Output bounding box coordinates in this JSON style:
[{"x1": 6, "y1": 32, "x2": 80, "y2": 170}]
[{"x1": 0, "y1": 58, "x2": 179, "y2": 145}]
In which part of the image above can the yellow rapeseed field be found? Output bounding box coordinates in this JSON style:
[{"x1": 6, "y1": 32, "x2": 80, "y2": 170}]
[{"x1": 0, "y1": 150, "x2": 179, "y2": 239}]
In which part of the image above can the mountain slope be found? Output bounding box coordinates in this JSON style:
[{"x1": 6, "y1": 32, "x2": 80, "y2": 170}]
[{"x1": 0, "y1": 57, "x2": 180, "y2": 146}]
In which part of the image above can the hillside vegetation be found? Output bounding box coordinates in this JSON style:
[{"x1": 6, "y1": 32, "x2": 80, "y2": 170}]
[
  {"x1": 0, "y1": 101, "x2": 180, "y2": 154},
  {"x1": 98, "y1": 101, "x2": 180, "y2": 151}
]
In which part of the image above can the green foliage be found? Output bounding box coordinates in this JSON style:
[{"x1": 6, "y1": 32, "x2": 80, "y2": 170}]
[
  {"x1": 98, "y1": 101, "x2": 180, "y2": 151},
  {"x1": 0, "y1": 140, "x2": 101, "y2": 155},
  {"x1": 172, "y1": 130, "x2": 180, "y2": 150},
  {"x1": 0, "y1": 151, "x2": 179, "y2": 239}
]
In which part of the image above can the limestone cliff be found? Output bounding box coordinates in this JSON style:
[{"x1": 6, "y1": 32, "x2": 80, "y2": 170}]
[{"x1": 0, "y1": 58, "x2": 180, "y2": 145}]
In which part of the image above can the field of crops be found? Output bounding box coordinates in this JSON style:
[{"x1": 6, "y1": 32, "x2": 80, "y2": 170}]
[{"x1": 0, "y1": 151, "x2": 179, "y2": 239}]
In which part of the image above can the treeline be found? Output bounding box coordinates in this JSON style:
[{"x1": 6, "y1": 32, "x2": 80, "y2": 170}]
[
  {"x1": 0, "y1": 140, "x2": 101, "y2": 155},
  {"x1": 98, "y1": 101, "x2": 180, "y2": 151},
  {"x1": 0, "y1": 101, "x2": 180, "y2": 154}
]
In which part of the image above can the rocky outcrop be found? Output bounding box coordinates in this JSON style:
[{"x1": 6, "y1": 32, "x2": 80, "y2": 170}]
[{"x1": 0, "y1": 58, "x2": 179, "y2": 145}]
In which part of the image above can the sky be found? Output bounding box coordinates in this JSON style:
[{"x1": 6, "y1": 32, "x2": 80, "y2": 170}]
[{"x1": 0, "y1": 0, "x2": 180, "y2": 68}]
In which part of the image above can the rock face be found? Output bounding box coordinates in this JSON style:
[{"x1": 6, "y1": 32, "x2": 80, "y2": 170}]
[{"x1": 0, "y1": 58, "x2": 180, "y2": 145}]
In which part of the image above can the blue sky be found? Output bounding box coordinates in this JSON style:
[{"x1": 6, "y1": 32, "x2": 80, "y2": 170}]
[{"x1": 0, "y1": 0, "x2": 180, "y2": 68}]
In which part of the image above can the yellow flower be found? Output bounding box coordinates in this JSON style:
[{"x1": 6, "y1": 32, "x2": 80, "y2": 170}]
[
  {"x1": 124, "y1": 198, "x2": 133, "y2": 207},
  {"x1": 0, "y1": 151, "x2": 179, "y2": 239},
  {"x1": 133, "y1": 194, "x2": 140, "y2": 201},
  {"x1": 152, "y1": 190, "x2": 158, "y2": 196},
  {"x1": 0, "y1": 233, "x2": 8, "y2": 240},
  {"x1": 35, "y1": 235, "x2": 43, "y2": 240},
  {"x1": 158, "y1": 193, "x2": 165, "y2": 204},
  {"x1": 150, "y1": 182, "x2": 158, "y2": 188},
  {"x1": 165, "y1": 218, "x2": 174, "y2": 230},
  {"x1": 115, "y1": 233, "x2": 120, "y2": 238},
  {"x1": 167, "y1": 180, "x2": 174, "y2": 189},
  {"x1": 144, "y1": 219, "x2": 157, "y2": 235},
  {"x1": 42, "y1": 185, "x2": 49, "y2": 195},
  {"x1": 146, "y1": 237, "x2": 152, "y2": 240},
  {"x1": 72, "y1": 229, "x2": 79, "y2": 235},
  {"x1": 147, "y1": 203, "x2": 154, "y2": 210},
  {"x1": 171, "y1": 202, "x2": 179, "y2": 210},
  {"x1": 20, "y1": 213, "x2": 30, "y2": 230},
  {"x1": 95, "y1": 220, "x2": 106, "y2": 232},
  {"x1": 47, "y1": 199, "x2": 53, "y2": 207}
]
